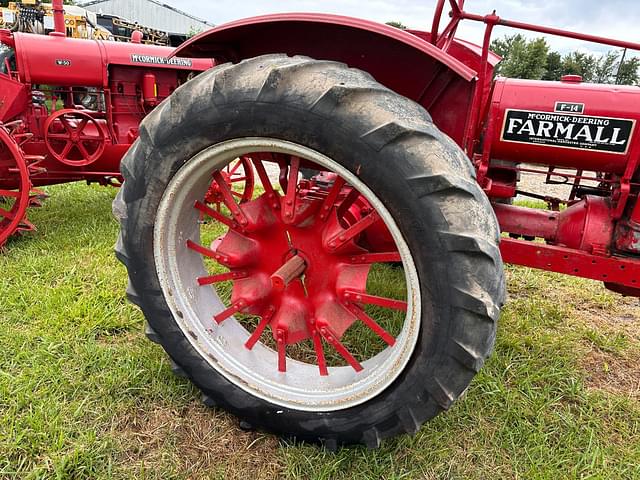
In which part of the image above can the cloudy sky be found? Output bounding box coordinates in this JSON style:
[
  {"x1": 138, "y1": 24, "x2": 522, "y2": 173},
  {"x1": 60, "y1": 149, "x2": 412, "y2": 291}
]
[{"x1": 168, "y1": 0, "x2": 639, "y2": 55}]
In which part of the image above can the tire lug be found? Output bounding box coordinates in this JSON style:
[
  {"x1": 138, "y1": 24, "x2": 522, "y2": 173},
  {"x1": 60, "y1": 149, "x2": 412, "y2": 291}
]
[
  {"x1": 202, "y1": 394, "x2": 217, "y2": 408},
  {"x1": 239, "y1": 420, "x2": 255, "y2": 431}
]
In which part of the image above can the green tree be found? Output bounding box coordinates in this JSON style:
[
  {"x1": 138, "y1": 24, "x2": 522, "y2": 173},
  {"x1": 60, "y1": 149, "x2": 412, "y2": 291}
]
[
  {"x1": 491, "y1": 34, "x2": 639, "y2": 85},
  {"x1": 491, "y1": 34, "x2": 550, "y2": 80},
  {"x1": 616, "y1": 56, "x2": 640, "y2": 85},
  {"x1": 542, "y1": 51, "x2": 563, "y2": 81},
  {"x1": 385, "y1": 21, "x2": 407, "y2": 30},
  {"x1": 560, "y1": 52, "x2": 597, "y2": 82},
  {"x1": 187, "y1": 26, "x2": 203, "y2": 38},
  {"x1": 592, "y1": 51, "x2": 620, "y2": 83}
]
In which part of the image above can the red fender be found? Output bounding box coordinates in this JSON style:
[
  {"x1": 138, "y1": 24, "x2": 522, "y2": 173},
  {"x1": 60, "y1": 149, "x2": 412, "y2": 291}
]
[{"x1": 174, "y1": 13, "x2": 486, "y2": 146}]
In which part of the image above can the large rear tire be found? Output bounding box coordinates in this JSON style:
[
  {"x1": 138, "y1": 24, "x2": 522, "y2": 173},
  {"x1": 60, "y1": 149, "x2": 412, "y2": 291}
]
[{"x1": 114, "y1": 55, "x2": 505, "y2": 447}]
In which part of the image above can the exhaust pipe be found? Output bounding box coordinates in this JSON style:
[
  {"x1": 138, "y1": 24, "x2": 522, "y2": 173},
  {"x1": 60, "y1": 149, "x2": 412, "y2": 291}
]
[{"x1": 52, "y1": 0, "x2": 65, "y2": 36}]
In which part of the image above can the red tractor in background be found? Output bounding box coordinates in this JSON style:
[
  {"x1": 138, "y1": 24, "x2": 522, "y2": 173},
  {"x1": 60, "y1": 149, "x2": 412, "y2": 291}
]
[
  {"x1": 0, "y1": 0, "x2": 214, "y2": 245},
  {"x1": 1, "y1": 0, "x2": 638, "y2": 448}
]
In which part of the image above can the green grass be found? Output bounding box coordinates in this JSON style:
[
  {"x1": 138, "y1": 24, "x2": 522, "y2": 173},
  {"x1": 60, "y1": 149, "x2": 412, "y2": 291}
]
[{"x1": 1, "y1": 182, "x2": 639, "y2": 479}]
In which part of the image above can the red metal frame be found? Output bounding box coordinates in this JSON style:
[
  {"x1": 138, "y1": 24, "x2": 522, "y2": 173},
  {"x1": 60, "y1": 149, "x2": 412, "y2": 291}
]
[{"x1": 500, "y1": 238, "x2": 638, "y2": 289}]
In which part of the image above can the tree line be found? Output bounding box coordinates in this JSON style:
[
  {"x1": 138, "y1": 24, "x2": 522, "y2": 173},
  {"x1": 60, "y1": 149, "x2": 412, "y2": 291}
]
[
  {"x1": 385, "y1": 20, "x2": 639, "y2": 86},
  {"x1": 490, "y1": 34, "x2": 639, "y2": 85}
]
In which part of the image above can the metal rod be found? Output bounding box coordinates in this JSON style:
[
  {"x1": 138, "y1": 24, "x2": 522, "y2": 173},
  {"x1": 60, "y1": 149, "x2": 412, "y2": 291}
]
[
  {"x1": 270, "y1": 255, "x2": 306, "y2": 291},
  {"x1": 615, "y1": 48, "x2": 628, "y2": 85},
  {"x1": 460, "y1": 11, "x2": 640, "y2": 51}
]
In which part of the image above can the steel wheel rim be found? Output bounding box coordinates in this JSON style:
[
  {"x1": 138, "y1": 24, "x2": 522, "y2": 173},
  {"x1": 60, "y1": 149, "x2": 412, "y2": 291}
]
[
  {"x1": 154, "y1": 138, "x2": 421, "y2": 411},
  {"x1": 0, "y1": 127, "x2": 30, "y2": 246}
]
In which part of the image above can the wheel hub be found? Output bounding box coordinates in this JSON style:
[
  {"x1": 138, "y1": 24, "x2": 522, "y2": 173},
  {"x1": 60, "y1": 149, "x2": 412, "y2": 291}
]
[{"x1": 191, "y1": 159, "x2": 405, "y2": 374}]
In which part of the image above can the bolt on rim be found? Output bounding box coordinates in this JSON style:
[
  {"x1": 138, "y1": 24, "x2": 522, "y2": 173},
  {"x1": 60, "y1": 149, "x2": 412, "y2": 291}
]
[{"x1": 154, "y1": 138, "x2": 421, "y2": 411}]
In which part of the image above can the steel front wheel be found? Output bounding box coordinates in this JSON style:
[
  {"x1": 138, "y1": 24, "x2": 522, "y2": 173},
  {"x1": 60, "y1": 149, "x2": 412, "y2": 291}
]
[
  {"x1": 115, "y1": 55, "x2": 505, "y2": 447},
  {"x1": 0, "y1": 124, "x2": 34, "y2": 247}
]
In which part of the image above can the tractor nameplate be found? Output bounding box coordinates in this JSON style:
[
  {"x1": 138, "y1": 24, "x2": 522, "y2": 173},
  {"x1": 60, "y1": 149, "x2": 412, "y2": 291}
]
[
  {"x1": 502, "y1": 109, "x2": 635, "y2": 154},
  {"x1": 130, "y1": 54, "x2": 193, "y2": 67},
  {"x1": 554, "y1": 102, "x2": 584, "y2": 114}
]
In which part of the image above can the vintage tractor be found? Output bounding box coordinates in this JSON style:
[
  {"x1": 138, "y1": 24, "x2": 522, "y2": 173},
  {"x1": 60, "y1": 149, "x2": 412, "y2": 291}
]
[
  {"x1": 113, "y1": 1, "x2": 640, "y2": 448},
  {"x1": 0, "y1": 0, "x2": 217, "y2": 246},
  {"x1": 0, "y1": 0, "x2": 640, "y2": 448}
]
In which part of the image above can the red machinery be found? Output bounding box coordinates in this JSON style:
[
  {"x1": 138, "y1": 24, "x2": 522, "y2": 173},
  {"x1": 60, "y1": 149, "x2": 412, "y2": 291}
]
[
  {"x1": 0, "y1": 0, "x2": 214, "y2": 245},
  {"x1": 8, "y1": 0, "x2": 639, "y2": 447}
]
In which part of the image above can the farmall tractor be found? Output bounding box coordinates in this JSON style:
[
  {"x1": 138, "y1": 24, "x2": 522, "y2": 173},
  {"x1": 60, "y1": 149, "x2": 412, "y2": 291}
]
[
  {"x1": 2, "y1": 0, "x2": 639, "y2": 449},
  {"x1": 0, "y1": 0, "x2": 215, "y2": 246}
]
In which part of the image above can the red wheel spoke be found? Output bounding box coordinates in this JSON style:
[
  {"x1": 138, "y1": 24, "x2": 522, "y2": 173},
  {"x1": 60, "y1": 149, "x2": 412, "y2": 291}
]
[
  {"x1": 0, "y1": 189, "x2": 19, "y2": 198},
  {"x1": 229, "y1": 176, "x2": 247, "y2": 183},
  {"x1": 212, "y1": 170, "x2": 249, "y2": 226},
  {"x1": 337, "y1": 187, "x2": 360, "y2": 216},
  {"x1": 229, "y1": 160, "x2": 242, "y2": 175},
  {"x1": 46, "y1": 133, "x2": 69, "y2": 140},
  {"x1": 214, "y1": 299, "x2": 249, "y2": 324},
  {"x1": 186, "y1": 239, "x2": 219, "y2": 259},
  {"x1": 278, "y1": 161, "x2": 289, "y2": 191},
  {"x1": 194, "y1": 200, "x2": 238, "y2": 230},
  {"x1": 60, "y1": 141, "x2": 73, "y2": 159},
  {"x1": 311, "y1": 327, "x2": 328, "y2": 376},
  {"x1": 319, "y1": 326, "x2": 363, "y2": 372},
  {"x1": 343, "y1": 290, "x2": 407, "y2": 311},
  {"x1": 348, "y1": 252, "x2": 401, "y2": 264},
  {"x1": 60, "y1": 118, "x2": 73, "y2": 134},
  {"x1": 251, "y1": 157, "x2": 279, "y2": 207},
  {"x1": 244, "y1": 307, "x2": 275, "y2": 350},
  {"x1": 77, "y1": 142, "x2": 91, "y2": 160},
  {"x1": 276, "y1": 329, "x2": 287, "y2": 372},
  {"x1": 197, "y1": 270, "x2": 247, "y2": 286},
  {"x1": 316, "y1": 176, "x2": 345, "y2": 222},
  {"x1": 327, "y1": 211, "x2": 380, "y2": 251},
  {"x1": 231, "y1": 190, "x2": 243, "y2": 198},
  {"x1": 0, "y1": 206, "x2": 16, "y2": 219},
  {"x1": 282, "y1": 156, "x2": 300, "y2": 223},
  {"x1": 77, "y1": 118, "x2": 89, "y2": 132},
  {"x1": 79, "y1": 135, "x2": 101, "y2": 141},
  {"x1": 345, "y1": 303, "x2": 396, "y2": 346}
]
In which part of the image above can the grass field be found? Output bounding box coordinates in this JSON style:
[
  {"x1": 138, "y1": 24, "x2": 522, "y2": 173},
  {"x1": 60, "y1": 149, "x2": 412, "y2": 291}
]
[{"x1": 0, "y1": 182, "x2": 638, "y2": 479}]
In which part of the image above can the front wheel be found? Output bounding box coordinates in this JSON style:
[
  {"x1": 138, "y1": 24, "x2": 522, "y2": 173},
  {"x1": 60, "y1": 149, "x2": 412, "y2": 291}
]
[{"x1": 114, "y1": 55, "x2": 505, "y2": 447}]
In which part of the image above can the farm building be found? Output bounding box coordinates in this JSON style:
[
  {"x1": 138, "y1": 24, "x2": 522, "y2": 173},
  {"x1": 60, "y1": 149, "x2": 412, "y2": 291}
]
[{"x1": 80, "y1": 0, "x2": 214, "y2": 35}]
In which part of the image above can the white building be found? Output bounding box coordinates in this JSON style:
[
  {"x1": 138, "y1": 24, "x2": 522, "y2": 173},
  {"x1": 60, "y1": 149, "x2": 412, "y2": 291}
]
[{"x1": 80, "y1": 0, "x2": 214, "y2": 35}]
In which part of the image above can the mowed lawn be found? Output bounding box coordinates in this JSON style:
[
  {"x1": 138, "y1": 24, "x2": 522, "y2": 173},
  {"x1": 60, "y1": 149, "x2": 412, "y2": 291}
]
[{"x1": 0, "y1": 182, "x2": 638, "y2": 479}]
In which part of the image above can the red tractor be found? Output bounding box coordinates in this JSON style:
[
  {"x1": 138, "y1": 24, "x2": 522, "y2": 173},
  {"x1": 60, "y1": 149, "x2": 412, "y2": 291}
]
[
  {"x1": 0, "y1": 0, "x2": 215, "y2": 245},
  {"x1": 113, "y1": 0, "x2": 640, "y2": 448},
  {"x1": 4, "y1": 0, "x2": 638, "y2": 448}
]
